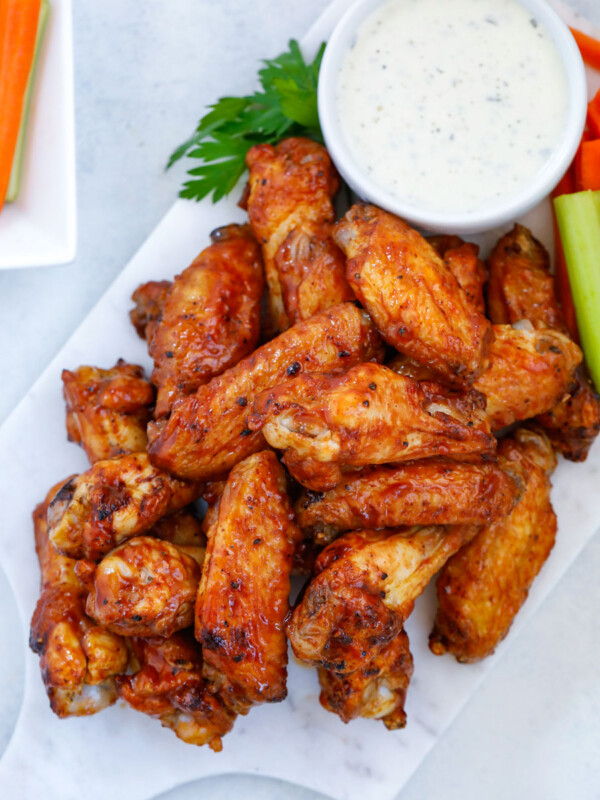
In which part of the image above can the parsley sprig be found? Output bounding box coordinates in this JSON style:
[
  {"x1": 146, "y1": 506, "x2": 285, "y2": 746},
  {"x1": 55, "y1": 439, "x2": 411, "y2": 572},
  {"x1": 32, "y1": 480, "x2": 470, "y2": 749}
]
[{"x1": 168, "y1": 40, "x2": 326, "y2": 203}]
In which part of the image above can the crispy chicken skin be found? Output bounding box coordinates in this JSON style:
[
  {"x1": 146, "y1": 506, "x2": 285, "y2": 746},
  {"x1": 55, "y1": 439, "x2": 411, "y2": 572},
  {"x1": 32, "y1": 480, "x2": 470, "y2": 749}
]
[
  {"x1": 147, "y1": 303, "x2": 383, "y2": 482},
  {"x1": 473, "y1": 325, "x2": 582, "y2": 430},
  {"x1": 294, "y1": 459, "x2": 520, "y2": 544},
  {"x1": 150, "y1": 224, "x2": 264, "y2": 417},
  {"x1": 130, "y1": 280, "x2": 172, "y2": 343},
  {"x1": 287, "y1": 524, "x2": 476, "y2": 672},
  {"x1": 62, "y1": 361, "x2": 154, "y2": 464},
  {"x1": 30, "y1": 484, "x2": 128, "y2": 717},
  {"x1": 47, "y1": 452, "x2": 201, "y2": 561},
  {"x1": 429, "y1": 235, "x2": 486, "y2": 314},
  {"x1": 334, "y1": 204, "x2": 492, "y2": 384},
  {"x1": 116, "y1": 631, "x2": 236, "y2": 750},
  {"x1": 85, "y1": 536, "x2": 204, "y2": 638},
  {"x1": 196, "y1": 451, "x2": 302, "y2": 713},
  {"x1": 429, "y1": 428, "x2": 557, "y2": 662},
  {"x1": 245, "y1": 137, "x2": 341, "y2": 332},
  {"x1": 318, "y1": 629, "x2": 413, "y2": 729},
  {"x1": 487, "y1": 224, "x2": 600, "y2": 460},
  {"x1": 250, "y1": 363, "x2": 495, "y2": 491}
]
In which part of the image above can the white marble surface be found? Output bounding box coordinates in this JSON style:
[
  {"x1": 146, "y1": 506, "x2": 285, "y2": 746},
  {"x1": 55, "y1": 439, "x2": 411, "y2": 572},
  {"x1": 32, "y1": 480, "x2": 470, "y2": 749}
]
[{"x1": 1, "y1": 1, "x2": 600, "y2": 799}]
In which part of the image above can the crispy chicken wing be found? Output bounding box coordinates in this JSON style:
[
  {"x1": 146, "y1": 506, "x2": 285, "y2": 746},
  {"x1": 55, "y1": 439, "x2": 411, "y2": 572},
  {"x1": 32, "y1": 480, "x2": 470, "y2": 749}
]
[
  {"x1": 148, "y1": 303, "x2": 383, "y2": 482},
  {"x1": 116, "y1": 631, "x2": 235, "y2": 750},
  {"x1": 245, "y1": 137, "x2": 341, "y2": 332},
  {"x1": 130, "y1": 280, "x2": 172, "y2": 343},
  {"x1": 85, "y1": 536, "x2": 204, "y2": 638},
  {"x1": 250, "y1": 363, "x2": 495, "y2": 491},
  {"x1": 487, "y1": 224, "x2": 600, "y2": 459},
  {"x1": 30, "y1": 484, "x2": 128, "y2": 717},
  {"x1": 429, "y1": 235, "x2": 486, "y2": 314},
  {"x1": 150, "y1": 508, "x2": 206, "y2": 547},
  {"x1": 196, "y1": 451, "x2": 301, "y2": 713},
  {"x1": 150, "y1": 224, "x2": 264, "y2": 417},
  {"x1": 473, "y1": 324, "x2": 582, "y2": 430},
  {"x1": 47, "y1": 452, "x2": 201, "y2": 561},
  {"x1": 334, "y1": 204, "x2": 492, "y2": 384},
  {"x1": 429, "y1": 428, "x2": 557, "y2": 662},
  {"x1": 287, "y1": 524, "x2": 476, "y2": 672},
  {"x1": 294, "y1": 459, "x2": 520, "y2": 544},
  {"x1": 62, "y1": 361, "x2": 154, "y2": 464},
  {"x1": 318, "y1": 629, "x2": 413, "y2": 729}
]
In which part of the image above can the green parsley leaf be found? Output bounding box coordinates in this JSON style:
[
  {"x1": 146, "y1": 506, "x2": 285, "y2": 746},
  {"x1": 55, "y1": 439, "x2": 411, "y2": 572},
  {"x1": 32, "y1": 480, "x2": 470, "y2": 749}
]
[{"x1": 168, "y1": 39, "x2": 327, "y2": 203}]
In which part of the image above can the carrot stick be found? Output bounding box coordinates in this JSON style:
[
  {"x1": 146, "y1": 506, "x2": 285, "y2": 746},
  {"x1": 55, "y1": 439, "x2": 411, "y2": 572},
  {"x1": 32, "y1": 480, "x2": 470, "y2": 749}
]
[
  {"x1": 587, "y1": 89, "x2": 600, "y2": 138},
  {"x1": 574, "y1": 129, "x2": 593, "y2": 191},
  {"x1": 579, "y1": 140, "x2": 600, "y2": 190},
  {"x1": 0, "y1": 0, "x2": 42, "y2": 213},
  {"x1": 570, "y1": 27, "x2": 600, "y2": 72}
]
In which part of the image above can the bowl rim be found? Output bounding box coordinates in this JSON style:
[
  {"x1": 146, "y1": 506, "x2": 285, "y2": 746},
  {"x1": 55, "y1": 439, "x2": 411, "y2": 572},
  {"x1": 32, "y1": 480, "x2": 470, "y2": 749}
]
[{"x1": 317, "y1": 0, "x2": 588, "y2": 234}]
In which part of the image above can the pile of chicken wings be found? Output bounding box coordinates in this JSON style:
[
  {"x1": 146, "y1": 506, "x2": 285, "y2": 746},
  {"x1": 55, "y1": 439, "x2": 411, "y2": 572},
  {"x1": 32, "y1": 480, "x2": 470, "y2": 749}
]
[{"x1": 30, "y1": 138, "x2": 600, "y2": 751}]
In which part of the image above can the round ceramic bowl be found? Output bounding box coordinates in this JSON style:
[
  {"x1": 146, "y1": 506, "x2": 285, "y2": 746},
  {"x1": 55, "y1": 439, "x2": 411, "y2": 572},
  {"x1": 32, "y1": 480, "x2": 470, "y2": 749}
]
[{"x1": 318, "y1": 0, "x2": 587, "y2": 234}]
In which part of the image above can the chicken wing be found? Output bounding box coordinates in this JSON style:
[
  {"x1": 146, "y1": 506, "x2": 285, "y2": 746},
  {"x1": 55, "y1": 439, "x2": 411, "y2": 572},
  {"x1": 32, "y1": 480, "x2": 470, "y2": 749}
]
[
  {"x1": 487, "y1": 224, "x2": 600, "y2": 459},
  {"x1": 287, "y1": 524, "x2": 476, "y2": 672},
  {"x1": 429, "y1": 428, "x2": 557, "y2": 662},
  {"x1": 473, "y1": 324, "x2": 582, "y2": 430},
  {"x1": 196, "y1": 451, "x2": 301, "y2": 713},
  {"x1": 294, "y1": 459, "x2": 520, "y2": 544},
  {"x1": 150, "y1": 508, "x2": 206, "y2": 547},
  {"x1": 318, "y1": 629, "x2": 413, "y2": 729},
  {"x1": 116, "y1": 631, "x2": 236, "y2": 750},
  {"x1": 429, "y1": 235, "x2": 486, "y2": 314},
  {"x1": 150, "y1": 224, "x2": 264, "y2": 416},
  {"x1": 62, "y1": 361, "x2": 154, "y2": 464},
  {"x1": 85, "y1": 536, "x2": 204, "y2": 638},
  {"x1": 245, "y1": 137, "x2": 342, "y2": 332},
  {"x1": 130, "y1": 279, "x2": 172, "y2": 343},
  {"x1": 250, "y1": 363, "x2": 495, "y2": 491},
  {"x1": 29, "y1": 484, "x2": 128, "y2": 717},
  {"x1": 47, "y1": 452, "x2": 201, "y2": 561},
  {"x1": 334, "y1": 204, "x2": 492, "y2": 384},
  {"x1": 147, "y1": 303, "x2": 383, "y2": 482}
]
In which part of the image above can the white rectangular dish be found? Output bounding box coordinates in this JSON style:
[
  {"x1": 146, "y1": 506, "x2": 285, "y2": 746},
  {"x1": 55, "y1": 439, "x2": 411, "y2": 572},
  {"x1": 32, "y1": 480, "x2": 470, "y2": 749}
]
[
  {"x1": 0, "y1": 0, "x2": 76, "y2": 269},
  {"x1": 0, "y1": 2, "x2": 598, "y2": 800}
]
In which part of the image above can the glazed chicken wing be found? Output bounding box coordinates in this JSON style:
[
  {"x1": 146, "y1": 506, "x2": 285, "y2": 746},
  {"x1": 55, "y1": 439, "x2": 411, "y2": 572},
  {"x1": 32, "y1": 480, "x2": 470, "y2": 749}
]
[
  {"x1": 318, "y1": 629, "x2": 413, "y2": 729},
  {"x1": 47, "y1": 452, "x2": 201, "y2": 561},
  {"x1": 250, "y1": 363, "x2": 495, "y2": 491},
  {"x1": 473, "y1": 324, "x2": 582, "y2": 430},
  {"x1": 130, "y1": 279, "x2": 172, "y2": 343},
  {"x1": 30, "y1": 484, "x2": 128, "y2": 717},
  {"x1": 287, "y1": 524, "x2": 476, "y2": 672},
  {"x1": 334, "y1": 204, "x2": 492, "y2": 384},
  {"x1": 487, "y1": 224, "x2": 600, "y2": 459},
  {"x1": 429, "y1": 235, "x2": 486, "y2": 314},
  {"x1": 429, "y1": 428, "x2": 557, "y2": 662},
  {"x1": 116, "y1": 631, "x2": 235, "y2": 750},
  {"x1": 150, "y1": 224, "x2": 264, "y2": 417},
  {"x1": 84, "y1": 536, "x2": 204, "y2": 638},
  {"x1": 245, "y1": 137, "x2": 343, "y2": 332},
  {"x1": 62, "y1": 361, "x2": 154, "y2": 464},
  {"x1": 196, "y1": 451, "x2": 301, "y2": 713},
  {"x1": 147, "y1": 303, "x2": 383, "y2": 482},
  {"x1": 150, "y1": 508, "x2": 206, "y2": 547},
  {"x1": 294, "y1": 459, "x2": 520, "y2": 544}
]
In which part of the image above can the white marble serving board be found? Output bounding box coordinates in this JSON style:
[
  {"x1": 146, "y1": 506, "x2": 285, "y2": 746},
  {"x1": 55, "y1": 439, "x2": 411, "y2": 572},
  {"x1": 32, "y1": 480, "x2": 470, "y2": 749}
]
[{"x1": 0, "y1": 2, "x2": 599, "y2": 799}]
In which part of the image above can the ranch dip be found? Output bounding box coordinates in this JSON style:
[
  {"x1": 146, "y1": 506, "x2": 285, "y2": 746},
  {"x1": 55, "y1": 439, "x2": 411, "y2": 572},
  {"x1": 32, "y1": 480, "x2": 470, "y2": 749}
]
[{"x1": 336, "y1": 0, "x2": 569, "y2": 214}]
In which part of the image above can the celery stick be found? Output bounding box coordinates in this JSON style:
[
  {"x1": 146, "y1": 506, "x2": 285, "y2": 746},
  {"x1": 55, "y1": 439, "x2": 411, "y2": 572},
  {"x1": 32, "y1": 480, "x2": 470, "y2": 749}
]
[
  {"x1": 5, "y1": 0, "x2": 50, "y2": 204},
  {"x1": 554, "y1": 190, "x2": 600, "y2": 392}
]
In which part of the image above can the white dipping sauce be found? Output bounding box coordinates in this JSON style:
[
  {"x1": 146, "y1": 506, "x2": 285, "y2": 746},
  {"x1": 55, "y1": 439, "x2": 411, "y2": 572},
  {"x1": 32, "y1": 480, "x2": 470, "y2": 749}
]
[{"x1": 337, "y1": 0, "x2": 569, "y2": 214}]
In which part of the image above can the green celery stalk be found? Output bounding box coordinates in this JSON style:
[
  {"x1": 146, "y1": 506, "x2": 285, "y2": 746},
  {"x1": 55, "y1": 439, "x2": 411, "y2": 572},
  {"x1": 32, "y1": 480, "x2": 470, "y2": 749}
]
[
  {"x1": 554, "y1": 190, "x2": 600, "y2": 392},
  {"x1": 5, "y1": 0, "x2": 50, "y2": 204}
]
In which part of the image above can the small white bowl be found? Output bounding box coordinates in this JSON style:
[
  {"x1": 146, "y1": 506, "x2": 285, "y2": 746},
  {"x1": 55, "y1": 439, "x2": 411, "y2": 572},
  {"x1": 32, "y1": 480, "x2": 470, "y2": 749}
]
[{"x1": 318, "y1": 0, "x2": 587, "y2": 234}]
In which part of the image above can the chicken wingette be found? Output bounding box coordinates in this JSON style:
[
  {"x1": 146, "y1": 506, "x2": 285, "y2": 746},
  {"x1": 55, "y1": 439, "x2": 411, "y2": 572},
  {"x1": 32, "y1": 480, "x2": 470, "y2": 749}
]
[
  {"x1": 428, "y1": 234, "x2": 486, "y2": 314},
  {"x1": 130, "y1": 279, "x2": 172, "y2": 343}
]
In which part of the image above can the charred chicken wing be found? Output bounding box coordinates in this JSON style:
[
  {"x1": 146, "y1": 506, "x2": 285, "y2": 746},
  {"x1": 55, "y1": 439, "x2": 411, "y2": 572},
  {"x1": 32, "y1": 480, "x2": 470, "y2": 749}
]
[
  {"x1": 62, "y1": 361, "x2": 154, "y2": 464},
  {"x1": 196, "y1": 451, "x2": 302, "y2": 713},
  {"x1": 334, "y1": 204, "x2": 492, "y2": 384},
  {"x1": 150, "y1": 224, "x2": 264, "y2": 417},
  {"x1": 47, "y1": 452, "x2": 201, "y2": 561},
  {"x1": 429, "y1": 428, "x2": 557, "y2": 662},
  {"x1": 147, "y1": 303, "x2": 383, "y2": 482},
  {"x1": 30, "y1": 485, "x2": 128, "y2": 717}
]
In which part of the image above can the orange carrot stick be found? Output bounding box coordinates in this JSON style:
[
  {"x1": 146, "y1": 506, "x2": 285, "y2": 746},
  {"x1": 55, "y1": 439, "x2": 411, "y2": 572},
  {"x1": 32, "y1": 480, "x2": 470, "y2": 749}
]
[
  {"x1": 0, "y1": 0, "x2": 42, "y2": 213},
  {"x1": 570, "y1": 27, "x2": 600, "y2": 72},
  {"x1": 579, "y1": 140, "x2": 600, "y2": 190},
  {"x1": 587, "y1": 89, "x2": 600, "y2": 138}
]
